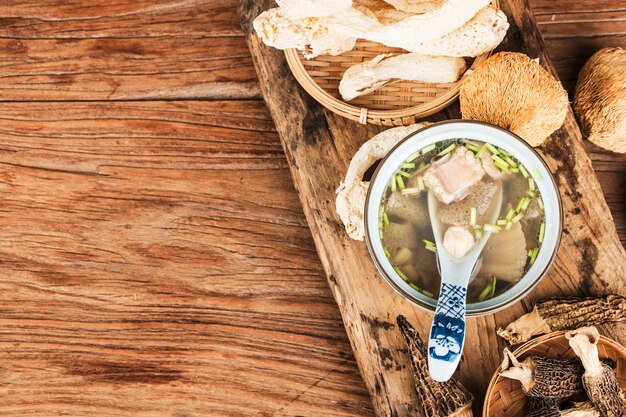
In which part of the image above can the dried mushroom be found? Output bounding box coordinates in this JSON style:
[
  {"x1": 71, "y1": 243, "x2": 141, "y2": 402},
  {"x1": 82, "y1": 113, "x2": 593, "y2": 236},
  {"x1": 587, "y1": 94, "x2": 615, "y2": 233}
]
[
  {"x1": 499, "y1": 348, "x2": 584, "y2": 399},
  {"x1": 336, "y1": 123, "x2": 428, "y2": 240},
  {"x1": 498, "y1": 295, "x2": 626, "y2": 344},
  {"x1": 566, "y1": 327, "x2": 626, "y2": 417},
  {"x1": 561, "y1": 402, "x2": 601, "y2": 417},
  {"x1": 527, "y1": 397, "x2": 561, "y2": 417},
  {"x1": 397, "y1": 315, "x2": 474, "y2": 417},
  {"x1": 573, "y1": 47, "x2": 626, "y2": 154},
  {"x1": 460, "y1": 52, "x2": 569, "y2": 147}
]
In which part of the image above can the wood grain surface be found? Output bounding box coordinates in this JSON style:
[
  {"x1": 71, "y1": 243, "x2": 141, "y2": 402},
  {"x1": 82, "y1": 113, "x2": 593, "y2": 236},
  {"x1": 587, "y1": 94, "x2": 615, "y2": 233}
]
[{"x1": 0, "y1": 1, "x2": 623, "y2": 416}]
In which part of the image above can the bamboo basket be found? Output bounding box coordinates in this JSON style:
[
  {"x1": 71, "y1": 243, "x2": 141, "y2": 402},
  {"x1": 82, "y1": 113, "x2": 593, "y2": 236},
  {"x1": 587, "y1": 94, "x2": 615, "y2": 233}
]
[
  {"x1": 283, "y1": 1, "x2": 499, "y2": 126},
  {"x1": 483, "y1": 331, "x2": 626, "y2": 417}
]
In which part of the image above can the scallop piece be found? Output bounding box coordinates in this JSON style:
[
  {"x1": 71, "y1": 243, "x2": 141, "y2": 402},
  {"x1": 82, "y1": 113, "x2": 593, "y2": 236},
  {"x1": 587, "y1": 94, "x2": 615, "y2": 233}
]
[
  {"x1": 443, "y1": 226, "x2": 475, "y2": 258},
  {"x1": 479, "y1": 219, "x2": 527, "y2": 282},
  {"x1": 438, "y1": 180, "x2": 498, "y2": 226},
  {"x1": 423, "y1": 146, "x2": 486, "y2": 204},
  {"x1": 386, "y1": 192, "x2": 430, "y2": 230}
]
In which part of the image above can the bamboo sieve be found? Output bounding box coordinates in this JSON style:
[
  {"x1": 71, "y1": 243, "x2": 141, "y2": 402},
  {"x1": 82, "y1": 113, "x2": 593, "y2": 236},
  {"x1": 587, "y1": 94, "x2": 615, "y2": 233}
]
[
  {"x1": 283, "y1": 1, "x2": 499, "y2": 126},
  {"x1": 482, "y1": 330, "x2": 626, "y2": 417}
]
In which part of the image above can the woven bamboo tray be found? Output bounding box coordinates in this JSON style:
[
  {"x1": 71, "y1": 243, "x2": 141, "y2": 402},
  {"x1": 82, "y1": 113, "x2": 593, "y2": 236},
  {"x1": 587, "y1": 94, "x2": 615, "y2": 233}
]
[
  {"x1": 483, "y1": 331, "x2": 626, "y2": 417},
  {"x1": 284, "y1": 1, "x2": 498, "y2": 126}
]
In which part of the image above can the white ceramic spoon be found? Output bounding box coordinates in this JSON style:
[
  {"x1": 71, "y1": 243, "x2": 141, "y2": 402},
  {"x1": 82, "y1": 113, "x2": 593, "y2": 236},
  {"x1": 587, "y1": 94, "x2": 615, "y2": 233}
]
[{"x1": 426, "y1": 186, "x2": 502, "y2": 382}]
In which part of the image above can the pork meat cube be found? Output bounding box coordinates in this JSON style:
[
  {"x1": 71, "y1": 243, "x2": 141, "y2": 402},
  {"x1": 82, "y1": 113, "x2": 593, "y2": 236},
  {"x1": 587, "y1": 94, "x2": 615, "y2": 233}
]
[{"x1": 423, "y1": 147, "x2": 485, "y2": 204}]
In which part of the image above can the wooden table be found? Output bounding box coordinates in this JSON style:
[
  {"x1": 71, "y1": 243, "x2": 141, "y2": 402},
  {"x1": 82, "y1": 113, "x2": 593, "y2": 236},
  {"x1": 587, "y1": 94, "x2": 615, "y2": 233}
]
[{"x1": 0, "y1": 1, "x2": 623, "y2": 416}]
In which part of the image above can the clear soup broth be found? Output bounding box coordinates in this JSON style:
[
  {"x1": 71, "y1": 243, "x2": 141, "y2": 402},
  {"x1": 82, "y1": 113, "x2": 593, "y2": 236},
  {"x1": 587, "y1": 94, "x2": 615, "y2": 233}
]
[{"x1": 378, "y1": 138, "x2": 546, "y2": 303}]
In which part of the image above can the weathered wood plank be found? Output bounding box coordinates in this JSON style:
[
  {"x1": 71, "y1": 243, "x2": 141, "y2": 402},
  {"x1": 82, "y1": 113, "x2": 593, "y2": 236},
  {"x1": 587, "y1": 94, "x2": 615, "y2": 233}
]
[
  {"x1": 0, "y1": 37, "x2": 260, "y2": 100},
  {"x1": 239, "y1": 0, "x2": 626, "y2": 416},
  {"x1": 0, "y1": 100, "x2": 373, "y2": 417}
]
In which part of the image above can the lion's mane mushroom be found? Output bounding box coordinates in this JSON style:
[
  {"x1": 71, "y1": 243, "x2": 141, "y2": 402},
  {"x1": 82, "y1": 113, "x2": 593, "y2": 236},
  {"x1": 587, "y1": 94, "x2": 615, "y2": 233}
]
[
  {"x1": 527, "y1": 398, "x2": 561, "y2": 417},
  {"x1": 497, "y1": 295, "x2": 626, "y2": 344},
  {"x1": 499, "y1": 348, "x2": 585, "y2": 399},
  {"x1": 460, "y1": 52, "x2": 569, "y2": 147},
  {"x1": 397, "y1": 315, "x2": 474, "y2": 417},
  {"x1": 336, "y1": 123, "x2": 428, "y2": 240},
  {"x1": 573, "y1": 47, "x2": 626, "y2": 154},
  {"x1": 566, "y1": 327, "x2": 626, "y2": 417}
]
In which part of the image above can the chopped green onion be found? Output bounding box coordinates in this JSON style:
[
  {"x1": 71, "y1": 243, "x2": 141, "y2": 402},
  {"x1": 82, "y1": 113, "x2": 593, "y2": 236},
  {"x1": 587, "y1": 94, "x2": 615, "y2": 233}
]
[
  {"x1": 504, "y1": 156, "x2": 517, "y2": 167},
  {"x1": 396, "y1": 175, "x2": 405, "y2": 190},
  {"x1": 528, "y1": 178, "x2": 536, "y2": 191},
  {"x1": 478, "y1": 281, "x2": 493, "y2": 301},
  {"x1": 505, "y1": 221, "x2": 513, "y2": 230},
  {"x1": 475, "y1": 144, "x2": 488, "y2": 158},
  {"x1": 465, "y1": 143, "x2": 480, "y2": 152},
  {"x1": 438, "y1": 143, "x2": 457, "y2": 156},
  {"x1": 421, "y1": 289, "x2": 435, "y2": 298},
  {"x1": 491, "y1": 154, "x2": 509, "y2": 167},
  {"x1": 417, "y1": 175, "x2": 425, "y2": 191},
  {"x1": 516, "y1": 197, "x2": 527, "y2": 212},
  {"x1": 511, "y1": 213, "x2": 523, "y2": 224},
  {"x1": 519, "y1": 164, "x2": 529, "y2": 178},
  {"x1": 505, "y1": 208, "x2": 515, "y2": 221},
  {"x1": 421, "y1": 144, "x2": 436, "y2": 154},
  {"x1": 539, "y1": 222, "x2": 546, "y2": 243},
  {"x1": 486, "y1": 143, "x2": 499, "y2": 154},
  {"x1": 510, "y1": 167, "x2": 520, "y2": 173},
  {"x1": 424, "y1": 245, "x2": 437, "y2": 253},
  {"x1": 526, "y1": 190, "x2": 536, "y2": 198},
  {"x1": 499, "y1": 148, "x2": 512, "y2": 157},
  {"x1": 397, "y1": 170, "x2": 411, "y2": 178},
  {"x1": 422, "y1": 239, "x2": 436, "y2": 247},
  {"x1": 383, "y1": 212, "x2": 390, "y2": 227},
  {"x1": 489, "y1": 276, "x2": 497, "y2": 298},
  {"x1": 483, "y1": 224, "x2": 501, "y2": 233},
  {"x1": 383, "y1": 247, "x2": 391, "y2": 258},
  {"x1": 401, "y1": 188, "x2": 421, "y2": 196},
  {"x1": 394, "y1": 267, "x2": 409, "y2": 281},
  {"x1": 496, "y1": 219, "x2": 508, "y2": 226},
  {"x1": 470, "y1": 207, "x2": 477, "y2": 226},
  {"x1": 529, "y1": 247, "x2": 539, "y2": 265},
  {"x1": 401, "y1": 162, "x2": 416, "y2": 169},
  {"x1": 521, "y1": 198, "x2": 531, "y2": 211},
  {"x1": 474, "y1": 229, "x2": 483, "y2": 240},
  {"x1": 494, "y1": 160, "x2": 510, "y2": 171},
  {"x1": 391, "y1": 176, "x2": 397, "y2": 192},
  {"x1": 409, "y1": 282, "x2": 421, "y2": 291},
  {"x1": 406, "y1": 151, "x2": 421, "y2": 162}
]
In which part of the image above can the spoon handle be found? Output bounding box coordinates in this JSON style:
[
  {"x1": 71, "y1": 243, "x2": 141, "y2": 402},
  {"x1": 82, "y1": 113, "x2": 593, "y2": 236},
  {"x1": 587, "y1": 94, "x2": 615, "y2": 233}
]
[{"x1": 427, "y1": 282, "x2": 467, "y2": 382}]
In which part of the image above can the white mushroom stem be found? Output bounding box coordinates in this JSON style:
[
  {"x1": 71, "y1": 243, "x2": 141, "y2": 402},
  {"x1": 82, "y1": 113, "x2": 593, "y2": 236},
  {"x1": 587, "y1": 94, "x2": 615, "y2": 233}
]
[{"x1": 566, "y1": 327, "x2": 603, "y2": 377}]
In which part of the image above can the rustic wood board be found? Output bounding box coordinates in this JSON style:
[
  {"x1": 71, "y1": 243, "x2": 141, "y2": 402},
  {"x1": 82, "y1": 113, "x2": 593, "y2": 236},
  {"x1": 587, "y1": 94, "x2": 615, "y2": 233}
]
[{"x1": 239, "y1": 1, "x2": 626, "y2": 416}]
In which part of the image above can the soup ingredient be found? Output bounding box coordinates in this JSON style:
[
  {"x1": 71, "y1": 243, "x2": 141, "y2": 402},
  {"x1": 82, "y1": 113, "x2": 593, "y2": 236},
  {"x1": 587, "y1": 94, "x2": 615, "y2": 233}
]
[
  {"x1": 338, "y1": 53, "x2": 466, "y2": 101},
  {"x1": 460, "y1": 52, "x2": 569, "y2": 147},
  {"x1": 336, "y1": 123, "x2": 428, "y2": 240},
  {"x1": 397, "y1": 315, "x2": 474, "y2": 417},
  {"x1": 573, "y1": 47, "x2": 626, "y2": 154},
  {"x1": 438, "y1": 180, "x2": 498, "y2": 226},
  {"x1": 276, "y1": 0, "x2": 353, "y2": 19},
  {"x1": 331, "y1": 0, "x2": 490, "y2": 43},
  {"x1": 423, "y1": 147, "x2": 485, "y2": 204},
  {"x1": 561, "y1": 402, "x2": 601, "y2": 417},
  {"x1": 479, "y1": 218, "x2": 527, "y2": 282},
  {"x1": 499, "y1": 348, "x2": 585, "y2": 398},
  {"x1": 442, "y1": 226, "x2": 475, "y2": 258},
  {"x1": 480, "y1": 150, "x2": 504, "y2": 180},
  {"x1": 386, "y1": 192, "x2": 430, "y2": 230},
  {"x1": 527, "y1": 398, "x2": 561, "y2": 417},
  {"x1": 497, "y1": 295, "x2": 626, "y2": 344},
  {"x1": 566, "y1": 327, "x2": 626, "y2": 417}
]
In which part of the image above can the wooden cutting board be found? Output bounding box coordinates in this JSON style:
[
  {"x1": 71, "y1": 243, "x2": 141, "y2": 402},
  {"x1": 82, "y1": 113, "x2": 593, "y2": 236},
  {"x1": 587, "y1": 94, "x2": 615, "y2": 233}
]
[{"x1": 238, "y1": 1, "x2": 626, "y2": 416}]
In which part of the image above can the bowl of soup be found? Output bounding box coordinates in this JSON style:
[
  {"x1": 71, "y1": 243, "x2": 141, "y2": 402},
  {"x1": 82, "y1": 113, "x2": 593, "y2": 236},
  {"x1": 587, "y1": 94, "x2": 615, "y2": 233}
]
[{"x1": 364, "y1": 120, "x2": 562, "y2": 316}]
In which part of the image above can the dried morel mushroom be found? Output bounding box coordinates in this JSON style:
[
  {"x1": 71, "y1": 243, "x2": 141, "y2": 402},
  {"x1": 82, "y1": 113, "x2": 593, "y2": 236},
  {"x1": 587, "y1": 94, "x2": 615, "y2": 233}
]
[
  {"x1": 460, "y1": 52, "x2": 569, "y2": 147},
  {"x1": 527, "y1": 397, "x2": 561, "y2": 417},
  {"x1": 498, "y1": 295, "x2": 626, "y2": 344},
  {"x1": 573, "y1": 47, "x2": 626, "y2": 154},
  {"x1": 566, "y1": 327, "x2": 626, "y2": 417},
  {"x1": 499, "y1": 348, "x2": 585, "y2": 399},
  {"x1": 336, "y1": 123, "x2": 429, "y2": 240},
  {"x1": 397, "y1": 315, "x2": 474, "y2": 417}
]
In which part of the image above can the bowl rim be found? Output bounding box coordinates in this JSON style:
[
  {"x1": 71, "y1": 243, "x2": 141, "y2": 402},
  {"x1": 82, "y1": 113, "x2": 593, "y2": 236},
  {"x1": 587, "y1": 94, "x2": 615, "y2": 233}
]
[
  {"x1": 363, "y1": 120, "x2": 563, "y2": 316},
  {"x1": 482, "y1": 330, "x2": 626, "y2": 417}
]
